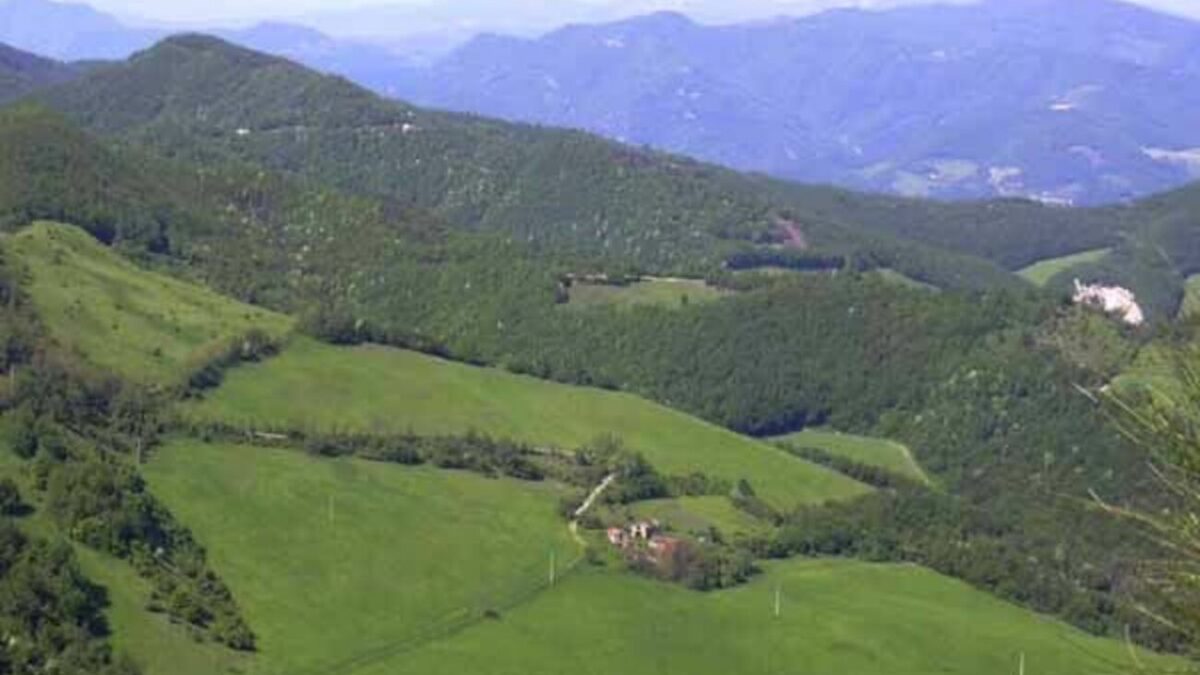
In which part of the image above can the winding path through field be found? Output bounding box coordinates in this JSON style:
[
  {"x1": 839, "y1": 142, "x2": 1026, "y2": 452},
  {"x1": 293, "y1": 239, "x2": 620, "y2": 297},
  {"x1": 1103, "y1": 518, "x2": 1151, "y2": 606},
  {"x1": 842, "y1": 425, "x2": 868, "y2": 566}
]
[{"x1": 569, "y1": 473, "x2": 617, "y2": 545}]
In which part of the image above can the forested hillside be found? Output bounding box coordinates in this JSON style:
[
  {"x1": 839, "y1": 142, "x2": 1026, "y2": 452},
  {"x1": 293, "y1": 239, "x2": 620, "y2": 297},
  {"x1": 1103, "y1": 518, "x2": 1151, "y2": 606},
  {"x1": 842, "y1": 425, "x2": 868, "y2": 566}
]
[
  {"x1": 28, "y1": 34, "x2": 1026, "y2": 290},
  {"x1": 0, "y1": 42, "x2": 75, "y2": 103},
  {"x1": 22, "y1": 34, "x2": 1200, "y2": 316}
]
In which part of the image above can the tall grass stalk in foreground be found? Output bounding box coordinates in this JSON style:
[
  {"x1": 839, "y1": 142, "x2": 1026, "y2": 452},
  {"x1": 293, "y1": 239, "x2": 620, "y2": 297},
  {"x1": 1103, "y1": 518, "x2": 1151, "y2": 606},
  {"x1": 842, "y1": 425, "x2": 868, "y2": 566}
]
[{"x1": 1105, "y1": 346, "x2": 1200, "y2": 668}]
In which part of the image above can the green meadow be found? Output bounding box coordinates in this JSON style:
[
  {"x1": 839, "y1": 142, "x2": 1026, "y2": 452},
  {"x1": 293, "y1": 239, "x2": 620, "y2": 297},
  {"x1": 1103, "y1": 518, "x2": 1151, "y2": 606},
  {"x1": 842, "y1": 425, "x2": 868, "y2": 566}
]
[
  {"x1": 1017, "y1": 248, "x2": 1111, "y2": 286},
  {"x1": 566, "y1": 278, "x2": 729, "y2": 309},
  {"x1": 4, "y1": 222, "x2": 292, "y2": 384},
  {"x1": 627, "y1": 496, "x2": 769, "y2": 537},
  {"x1": 142, "y1": 440, "x2": 579, "y2": 675},
  {"x1": 871, "y1": 268, "x2": 938, "y2": 292},
  {"x1": 772, "y1": 429, "x2": 930, "y2": 484},
  {"x1": 182, "y1": 338, "x2": 868, "y2": 509},
  {"x1": 382, "y1": 560, "x2": 1173, "y2": 675}
]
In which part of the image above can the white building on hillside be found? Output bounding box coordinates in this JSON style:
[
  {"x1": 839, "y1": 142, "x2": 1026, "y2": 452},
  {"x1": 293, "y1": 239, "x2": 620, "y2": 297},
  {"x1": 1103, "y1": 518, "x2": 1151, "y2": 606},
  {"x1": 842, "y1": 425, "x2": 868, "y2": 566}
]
[{"x1": 1073, "y1": 279, "x2": 1146, "y2": 326}]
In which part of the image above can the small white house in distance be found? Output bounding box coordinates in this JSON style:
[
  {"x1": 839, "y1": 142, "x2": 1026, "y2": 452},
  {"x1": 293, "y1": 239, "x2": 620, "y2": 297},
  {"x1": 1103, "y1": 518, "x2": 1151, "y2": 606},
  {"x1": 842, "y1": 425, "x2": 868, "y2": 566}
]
[{"x1": 1073, "y1": 279, "x2": 1146, "y2": 326}]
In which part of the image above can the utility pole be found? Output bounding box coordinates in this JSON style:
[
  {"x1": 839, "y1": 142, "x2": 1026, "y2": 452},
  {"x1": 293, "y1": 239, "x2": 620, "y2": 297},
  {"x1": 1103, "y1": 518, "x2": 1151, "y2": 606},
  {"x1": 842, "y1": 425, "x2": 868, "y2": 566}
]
[
  {"x1": 774, "y1": 585, "x2": 782, "y2": 618},
  {"x1": 549, "y1": 549, "x2": 557, "y2": 586}
]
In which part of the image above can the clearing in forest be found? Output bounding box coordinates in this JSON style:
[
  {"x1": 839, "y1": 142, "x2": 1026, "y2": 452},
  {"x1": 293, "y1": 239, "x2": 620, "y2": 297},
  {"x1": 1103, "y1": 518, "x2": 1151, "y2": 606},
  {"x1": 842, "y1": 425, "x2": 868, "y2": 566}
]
[
  {"x1": 566, "y1": 277, "x2": 729, "y2": 309},
  {"x1": 1017, "y1": 248, "x2": 1111, "y2": 287},
  {"x1": 772, "y1": 429, "x2": 930, "y2": 484}
]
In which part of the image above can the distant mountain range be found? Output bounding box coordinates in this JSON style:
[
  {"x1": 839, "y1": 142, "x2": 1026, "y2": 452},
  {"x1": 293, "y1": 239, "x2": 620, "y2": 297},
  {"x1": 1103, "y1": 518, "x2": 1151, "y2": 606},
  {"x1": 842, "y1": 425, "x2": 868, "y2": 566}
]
[
  {"x1": 3, "y1": 0, "x2": 1200, "y2": 204},
  {"x1": 390, "y1": 0, "x2": 1200, "y2": 204},
  {"x1": 0, "y1": 41, "x2": 75, "y2": 103}
]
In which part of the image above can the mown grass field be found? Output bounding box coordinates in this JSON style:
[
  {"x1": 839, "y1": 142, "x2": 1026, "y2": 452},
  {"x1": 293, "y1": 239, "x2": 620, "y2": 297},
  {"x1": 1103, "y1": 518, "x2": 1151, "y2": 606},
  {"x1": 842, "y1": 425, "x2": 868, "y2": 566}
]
[
  {"x1": 4, "y1": 222, "x2": 292, "y2": 384},
  {"x1": 1017, "y1": 248, "x2": 1111, "y2": 286},
  {"x1": 380, "y1": 561, "x2": 1174, "y2": 675},
  {"x1": 142, "y1": 440, "x2": 579, "y2": 675},
  {"x1": 772, "y1": 429, "x2": 930, "y2": 484},
  {"x1": 182, "y1": 338, "x2": 867, "y2": 508},
  {"x1": 566, "y1": 278, "x2": 729, "y2": 309},
  {"x1": 626, "y1": 496, "x2": 768, "y2": 537}
]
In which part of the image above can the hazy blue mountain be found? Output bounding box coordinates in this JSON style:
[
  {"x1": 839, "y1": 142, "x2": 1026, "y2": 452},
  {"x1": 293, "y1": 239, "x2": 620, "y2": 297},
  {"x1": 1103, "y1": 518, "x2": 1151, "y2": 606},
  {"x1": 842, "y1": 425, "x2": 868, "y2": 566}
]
[
  {"x1": 0, "y1": 0, "x2": 420, "y2": 92},
  {"x1": 0, "y1": 41, "x2": 77, "y2": 102},
  {"x1": 0, "y1": 0, "x2": 163, "y2": 60},
  {"x1": 389, "y1": 0, "x2": 1200, "y2": 204}
]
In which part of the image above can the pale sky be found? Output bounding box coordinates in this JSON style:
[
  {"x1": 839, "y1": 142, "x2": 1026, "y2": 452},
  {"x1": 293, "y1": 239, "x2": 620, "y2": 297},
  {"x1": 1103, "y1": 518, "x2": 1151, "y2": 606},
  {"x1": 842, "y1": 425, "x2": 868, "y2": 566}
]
[{"x1": 82, "y1": 0, "x2": 1200, "y2": 26}]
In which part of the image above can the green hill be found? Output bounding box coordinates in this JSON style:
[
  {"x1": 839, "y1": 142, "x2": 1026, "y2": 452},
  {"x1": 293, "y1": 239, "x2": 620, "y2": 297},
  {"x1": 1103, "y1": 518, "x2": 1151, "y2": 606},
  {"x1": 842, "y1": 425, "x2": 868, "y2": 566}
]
[
  {"x1": 382, "y1": 561, "x2": 1177, "y2": 675},
  {"x1": 181, "y1": 337, "x2": 868, "y2": 509},
  {"x1": 33, "y1": 34, "x2": 1025, "y2": 291},
  {"x1": 4, "y1": 222, "x2": 291, "y2": 384}
]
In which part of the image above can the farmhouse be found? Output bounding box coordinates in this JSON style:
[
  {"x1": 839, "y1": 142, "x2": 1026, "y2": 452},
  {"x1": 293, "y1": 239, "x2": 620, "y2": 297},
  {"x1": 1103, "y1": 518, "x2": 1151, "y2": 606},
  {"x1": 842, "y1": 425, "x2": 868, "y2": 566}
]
[
  {"x1": 1072, "y1": 279, "x2": 1145, "y2": 326},
  {"x1": 606, "y1": 520, "x2": 684, "y2": 564}
]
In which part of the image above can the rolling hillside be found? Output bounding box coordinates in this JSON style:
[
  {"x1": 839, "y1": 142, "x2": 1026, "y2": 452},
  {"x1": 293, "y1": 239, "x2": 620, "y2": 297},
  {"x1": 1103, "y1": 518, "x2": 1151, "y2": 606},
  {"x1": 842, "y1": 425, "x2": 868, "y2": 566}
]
[
  {"x1": 383, "y1": 561, "x2": 1178, "y2": 675},
  {"x1": 143, "y1": 440, "x2": 579, "y2": 675},
  {"x1": 29, "y1": 33, "x2": 1027, "y2": 290},
  {"x1": 0, "y1": 32, "x2": 1189, "y2": 663},
  {"x1": 181, "y1": 337, "x2": 868, "y2": 509},
  {"x1": 27, "y1": 33, "x2": 1200, "y2": 314},
  {"x1": 4, "y1": 222, "x2": 292, "y2": 384}
]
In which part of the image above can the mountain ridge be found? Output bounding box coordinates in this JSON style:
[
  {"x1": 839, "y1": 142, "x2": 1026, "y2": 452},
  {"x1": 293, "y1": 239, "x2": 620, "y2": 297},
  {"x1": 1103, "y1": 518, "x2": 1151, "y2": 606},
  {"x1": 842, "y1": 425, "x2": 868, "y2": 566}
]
[{"x1": 389, "y1": 0, "x2": 1200, "y2": 205}]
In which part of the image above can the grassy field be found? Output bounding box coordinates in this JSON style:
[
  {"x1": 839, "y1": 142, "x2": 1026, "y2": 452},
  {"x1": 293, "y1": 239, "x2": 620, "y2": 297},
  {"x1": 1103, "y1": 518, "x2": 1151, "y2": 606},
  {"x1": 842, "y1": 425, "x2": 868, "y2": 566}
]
[
  {"x1": 871, "y1": 268, "x2": 938, "y2": 292},
  {"x1": 4, "y1": 222, "x2": 292, "y2": 384},
  {"x1": 772, "y1": 429, "x2": 930, "y2": 484},
  {"x1": 626, "y1": 496, "x2": 768, "y2": 537},
  {"x1": 142, "y1": 440, "x2": 579, "y2": 675},
  {"x1": 1183, "y1": 275, "x2": 1200, "y2": 318},
  {"x1": 182, "y1": 338, "x2": 868, "y2": 509},
  {"x1": 380, "y1": 561, "x2": 1173, "y2": 675},
  {"x1": 567, "y1": 278, "x2": 729, "y2": 309},
  {"x1": 73, "y1": 546, "x2": 254, "y2": 675},
  {"x1": 1017, "y1": 248, "x2": 1111, "y2": 286}
]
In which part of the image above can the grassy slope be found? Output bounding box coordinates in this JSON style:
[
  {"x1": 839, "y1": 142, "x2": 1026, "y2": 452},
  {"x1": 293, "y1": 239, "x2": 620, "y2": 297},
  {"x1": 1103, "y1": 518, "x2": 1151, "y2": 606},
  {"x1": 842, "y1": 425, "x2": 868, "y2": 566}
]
[
  {"x1": 182, "y1": 338, "x2": 868, "y2": 508},
  {"x1": 772, "y1": 429, "x2": 930, "y2": 484},
  {"x1": 1183, "y1": 275, "x2": 1200, "y2": 318},
  {"x1": 382, "y1": 561, "x2": 1173, "y2": 675},
  {"x1": 872, "y1": 268, "x2": 938, "y2": 292},
  {"x1": 4, "y1": 222, "x2": 291, "y2": 385},
  {"x1": 73, "y1": 546, "x2": 255, "y2": 675},
  {"x1": 567, "y1": 279, "x2": 729, "y2": 309},
  {"x1": 143, "y1": 440, "x2": 579, "y2": 675},
  {"x1": 0, "y1": 426, "x2": 243, "y2": 675},
  {"x1": 628, "y1": 496, "x2": 768, "y2": 537},
  {"x1": 1017, "y1": 248, "x2": 1111, "y2": 286}
]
